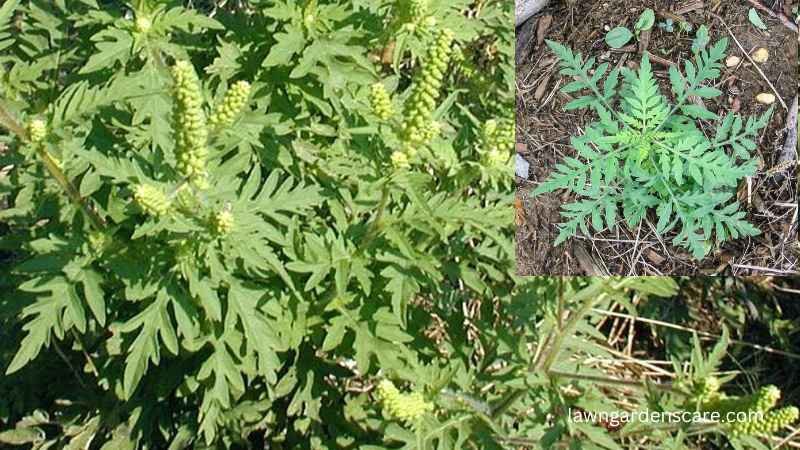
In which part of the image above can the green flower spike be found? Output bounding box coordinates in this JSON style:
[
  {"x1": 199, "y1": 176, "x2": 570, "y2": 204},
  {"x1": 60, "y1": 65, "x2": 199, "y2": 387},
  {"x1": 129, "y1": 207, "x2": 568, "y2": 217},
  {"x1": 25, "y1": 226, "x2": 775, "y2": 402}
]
[
  {"x1": 400, "y1": 28, "x2": 454, "y2": 157},
  {"x1": 171, "y1": 60, "x2": 209, "y2": 188},
  {"x1": 730, "y1": 406, "x2": 799, "y2": 437},
  {"x1": 702, "y1": 384, "x2": 781, "y2": 417},
  {"x1": 374, "y1": 379, "x2": 433, "y2": 426},
  {"x1": 390, "y1": 151, "x2": 410, "y2": 169},
  {"x1": 26, "y1": 119, "x2": 46, "y2": 144},
  {"x1": 696, "y1": 376, "x2": 721, "y2": 404},
  {"x1": 133, "y1": 184, "x2": 171, "y2": 217},
  {"x1": 209, "y1": 80, "x2": 252, "y2": 131},
  {"x1": 211, "y1": 210, "x2": 234, "y2": 235},
  {"x1": 483, "y1": 118, "x2": 514, "y2": 154},
  {"x1": 369, "y1": 83, "x2": 394, "y2": 121}
]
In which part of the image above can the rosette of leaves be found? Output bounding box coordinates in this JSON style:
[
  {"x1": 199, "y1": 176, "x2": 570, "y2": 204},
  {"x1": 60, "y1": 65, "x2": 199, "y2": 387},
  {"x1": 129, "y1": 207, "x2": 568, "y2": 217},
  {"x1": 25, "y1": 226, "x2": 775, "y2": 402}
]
[{"x1": 534, "y1": 38, "x2": 772, "y2": 258}]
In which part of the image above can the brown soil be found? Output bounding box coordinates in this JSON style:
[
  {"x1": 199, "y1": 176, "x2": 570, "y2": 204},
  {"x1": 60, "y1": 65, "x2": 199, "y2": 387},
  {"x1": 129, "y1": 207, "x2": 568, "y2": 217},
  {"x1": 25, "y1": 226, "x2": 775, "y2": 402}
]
[{"x1": 516, "y1": 0, "x2": 799, "y2": 276}]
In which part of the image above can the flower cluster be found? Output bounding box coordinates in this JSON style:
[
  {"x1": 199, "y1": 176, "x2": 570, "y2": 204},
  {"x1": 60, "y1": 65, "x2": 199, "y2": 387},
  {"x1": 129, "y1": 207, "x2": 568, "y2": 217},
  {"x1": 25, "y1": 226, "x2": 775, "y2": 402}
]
[
  {"x1": 482, "y1": 118, "x2": 513, "y2": 171},
  {"x1": 401, "y1": 0, "x2": 437, "y2": 35},
  {"x1": 400, "y1": 28, "x2": 454, "y2": 160},
  {"x1": 174, "y1": 185, "x2": 199, "y2": 213},
  {"x1": 87, "y1": 231, "x2": 110, "y2": 254},
  {"x1": 374, "y1": 379, "x2": 433, "y2": 426},
  {"x1": 171, "y1": 61, "x2": 209, "y2": 188},
  {"x1": 754, "y1": 385, "x2": 781, "y2": 413},
  {"x1": 133, "y1": 184, "x2": 171, "y2": 217},
  {"x1": 135, "y1": 16, "x2": 152, "y2": 33},
  {"x1": 369, "y1": 83, "x2": 394, "y2": 121},
  {"x1": 703, "y1": 384, "x2": 780, "y2": 416},
  {"x1": 210, "y1": 210, "x2": 234, "y2": 235},
  {"x1": 208, "y1": 81, "x2": 251, "y2": 131},
  {"x1": 730, "y1": 406, "x2": 799, "y2": 437},
  {"x1": 26, "y1": 119, "x2": 46, "y2": 144},
  {"x1": 696, "y1": 384, "x2": 799, "y2": 437},
  {"x1": 390, "y1": 151, "x2": 410, "y2": 170}
]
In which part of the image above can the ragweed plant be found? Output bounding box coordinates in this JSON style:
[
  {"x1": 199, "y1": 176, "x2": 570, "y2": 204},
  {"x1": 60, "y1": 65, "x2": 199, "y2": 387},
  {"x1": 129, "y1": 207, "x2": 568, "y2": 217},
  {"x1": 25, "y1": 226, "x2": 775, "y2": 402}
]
[
  {"x1": 0, "y1": 1, "x2": 515, "y2": 449},
  {"x1": 534, "y1": 38, "x2": 773, "y2": 258}
]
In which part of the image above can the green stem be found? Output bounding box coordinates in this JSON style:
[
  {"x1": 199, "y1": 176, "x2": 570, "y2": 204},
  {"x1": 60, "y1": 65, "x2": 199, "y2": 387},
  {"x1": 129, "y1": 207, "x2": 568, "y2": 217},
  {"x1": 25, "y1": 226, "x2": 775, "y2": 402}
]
[
  {"x1": 36, "y1": 146, "x2": 106, "y2": 230},
  {"x1": 0, "y1": 102, "x2": 106, "y2": 231},
  {"x1": 491, "y1": 279, "x2": 629, "y2": 419},
  {"x1": 357, "y1": 179, "x2": 391, "y2": 252},
  {"x1": 547, "y1": 369, "x2": 687, "y2": 396}
]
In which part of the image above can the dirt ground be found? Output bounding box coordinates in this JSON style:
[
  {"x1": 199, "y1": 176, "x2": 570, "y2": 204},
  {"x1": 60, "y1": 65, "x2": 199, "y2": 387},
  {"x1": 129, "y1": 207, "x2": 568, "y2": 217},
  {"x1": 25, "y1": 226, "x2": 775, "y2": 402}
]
[{"x1": 516, "y1": 0, "x2": 799, "y2": 276}]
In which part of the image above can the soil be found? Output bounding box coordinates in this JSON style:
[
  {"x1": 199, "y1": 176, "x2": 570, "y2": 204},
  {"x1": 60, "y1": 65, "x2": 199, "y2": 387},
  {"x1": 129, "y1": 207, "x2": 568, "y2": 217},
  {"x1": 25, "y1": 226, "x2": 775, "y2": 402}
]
[{"x1": 516, "y1": 0, "x2": 799, "y2": 276}]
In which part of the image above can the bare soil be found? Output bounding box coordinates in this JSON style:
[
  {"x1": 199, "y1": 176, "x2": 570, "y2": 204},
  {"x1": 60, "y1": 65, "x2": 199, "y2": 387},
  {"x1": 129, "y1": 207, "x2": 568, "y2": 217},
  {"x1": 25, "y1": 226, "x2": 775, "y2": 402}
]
[{"x1": 516, "y1": 0, "x2": 799, "y2": 276}]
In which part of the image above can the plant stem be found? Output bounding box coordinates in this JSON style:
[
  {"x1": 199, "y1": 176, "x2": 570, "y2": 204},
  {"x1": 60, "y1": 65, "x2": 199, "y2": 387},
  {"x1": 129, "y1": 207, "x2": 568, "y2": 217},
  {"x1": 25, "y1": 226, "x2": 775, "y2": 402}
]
[
  {"x1": 547, "y1": 369, "x2": 687, "y2": 396},
  {"x1": 36, "y1": 146, "x2": 106, "y2": 230},
  {"x1": 491, "y1": 278, "x2": 632, "y2": 419},
  {"x1": 538, "y1": 278, "x2": 619, "y2": 373},
  {"x1": 0, "y1": 102, "x2": 106, "y2": 231}
]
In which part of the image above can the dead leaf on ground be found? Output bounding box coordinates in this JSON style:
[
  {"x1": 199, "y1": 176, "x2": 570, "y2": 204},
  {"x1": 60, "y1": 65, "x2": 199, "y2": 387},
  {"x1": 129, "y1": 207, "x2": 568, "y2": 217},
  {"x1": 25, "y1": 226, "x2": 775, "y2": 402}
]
[
  {"x1": 534, "y1": 73, "x2": 552, "y2": 102},
  {"x1": 729, "y1": 96, "x2": 741, "y2": 113},
  {"x1": 646, "y1": 249, "x2": 666, "y2": 265},
  {"x1": 537, "y1": 15, "x2": 553, "y2": 47},
  {"x1": 515, "y1": 197, "x2": 526, "y2": 227}
]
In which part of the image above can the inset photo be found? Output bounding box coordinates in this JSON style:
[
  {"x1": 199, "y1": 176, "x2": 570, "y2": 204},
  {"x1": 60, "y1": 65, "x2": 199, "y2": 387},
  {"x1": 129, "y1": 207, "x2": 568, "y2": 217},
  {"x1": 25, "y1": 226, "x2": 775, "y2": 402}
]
[
  {"x1": 515, "y1": 276, "x2": 800, "y2": 450},
  {"x1": 515, "y1": 0, "x2": 798, "y2": 275}
]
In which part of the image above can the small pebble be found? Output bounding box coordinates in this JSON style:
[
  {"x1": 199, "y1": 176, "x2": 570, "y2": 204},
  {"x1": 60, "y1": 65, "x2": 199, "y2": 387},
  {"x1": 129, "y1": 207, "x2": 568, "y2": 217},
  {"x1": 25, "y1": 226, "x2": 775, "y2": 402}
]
[{"x1": 756, "y1": 93, "x2": 776, "y2": 104}]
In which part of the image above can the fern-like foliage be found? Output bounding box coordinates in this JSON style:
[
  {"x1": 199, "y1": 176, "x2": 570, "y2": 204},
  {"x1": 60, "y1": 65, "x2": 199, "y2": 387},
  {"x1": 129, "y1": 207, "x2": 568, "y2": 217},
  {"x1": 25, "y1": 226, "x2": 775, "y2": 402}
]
[{"x1": 534, "y1": 39, "x2": 772, "y2": 259}]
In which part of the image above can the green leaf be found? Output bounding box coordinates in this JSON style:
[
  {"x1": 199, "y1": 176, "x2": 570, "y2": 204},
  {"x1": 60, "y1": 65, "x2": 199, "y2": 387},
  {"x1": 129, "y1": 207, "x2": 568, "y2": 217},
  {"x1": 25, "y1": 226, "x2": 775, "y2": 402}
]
[
  {"x1": 565, "y1": 95, "x2": 596, "y2": 110},
  {"x1": 79, "y1": 28, "x2": 133, "y2": 74},
  {"x1": 263, "y1": 25, "x2": 306, "y2": 67},
  {"x1": 0, "y1": 427, "x2": 43, "y2": 445},
  {"x1": 691, "y1": 86, "x2": 722, "y2": 98},
  {"x1": 692, "y1": 24, "x2": 710, "y2": 52},
  {"x1": 668, "y1": 65, "x2": 685, "y2": 97},
  {"x1": 635, "y1": 9, "x2": 655, "y2": 32},
  {"x1": 321, "y1": 316, "x2": 348, "y2": 352},
  {"x1": 0, "y1": 0, "x2": 20, "y2": 32},
  {"x1": 748, "y1": 8, "x2": 768, "y2": 30},
  {"x1": 681, "y1": 104, "x2": 718, "y2": 120},
  {"x1": 626, "y1": 277, "x2": 679, "y2": 297},
  {"x1": 605, "y1": 27, "x2": 633, "y2": 48}
]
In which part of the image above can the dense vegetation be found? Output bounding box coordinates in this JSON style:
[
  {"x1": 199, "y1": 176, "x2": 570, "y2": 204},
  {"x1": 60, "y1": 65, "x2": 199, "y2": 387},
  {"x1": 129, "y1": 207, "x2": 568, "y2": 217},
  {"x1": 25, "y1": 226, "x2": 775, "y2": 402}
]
[{"x1": 0, "y1": 0, "x2": 516, "y2": 448}]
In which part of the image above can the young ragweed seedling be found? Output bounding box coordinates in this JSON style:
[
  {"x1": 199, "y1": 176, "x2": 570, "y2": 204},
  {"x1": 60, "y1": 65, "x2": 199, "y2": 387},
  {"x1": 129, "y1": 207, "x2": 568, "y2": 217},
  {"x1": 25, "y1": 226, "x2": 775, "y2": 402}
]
[{"x1": 534, "y1": 38, "x2": 772, "y2": 258}]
